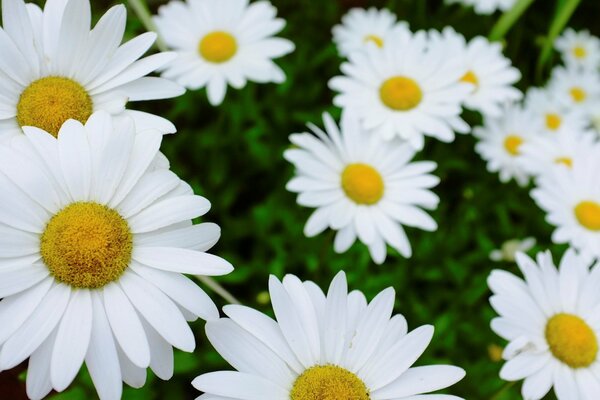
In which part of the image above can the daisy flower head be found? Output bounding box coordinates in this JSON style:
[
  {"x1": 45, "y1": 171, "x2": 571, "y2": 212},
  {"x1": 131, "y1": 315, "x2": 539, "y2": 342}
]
[
  {"x1": 284, "y1": 112, "x2": 440, "y2": 264},
  {"x1": 474, "y1": 103, "x2": 537, "y2": 186},
  {"x1": 154, "y1": 0, "x2": 295, "y2": 106},
  {"x1": 489, "y1": 249, "x2": 600, "y2": 400},
  {"x1": 193, "y1": 271, "x2": 466, "y2": 400},
  {"x1": 489, "y1": 237, "x2": 536, "y2": 262},
  {"x1": 531, "y1": 146, "x2": 600, "y2": 259},
  {"x1": 548, "y1": 66, "x2": 600, "y2": 117},
  {"x1": 329, "y1": 28, "x2": 471, "y2": 150},
  {"x1": 332, "y1": 7, "x2": 408, "y2": 57},
  {"x1": 555, "y1": 28, "x2": 600, "y2": 71},
  {"x1": 524, "y1": 87, "x2": 589, "y2": 135},
  {"x1": 428, "y1": 27, "x2": 522, "y2": 117},
  {"x1": 0, "y1": 112, "x2": 233, "y2": 399},
  {"x1": 0, "y1": 0, "x2": 184, "y2": 142},
  {"x1": 446, "y1": 0, "x2": 516, "y2": 15}
]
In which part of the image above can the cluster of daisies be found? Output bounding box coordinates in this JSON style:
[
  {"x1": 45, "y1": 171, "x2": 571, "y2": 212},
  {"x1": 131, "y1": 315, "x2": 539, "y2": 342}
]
[
  {"x1": 286, "y1": 7, "x2": 521, "y2": 264},
  {"x1": 0, "y1": 0, "x2": 479, "y2": 399}
]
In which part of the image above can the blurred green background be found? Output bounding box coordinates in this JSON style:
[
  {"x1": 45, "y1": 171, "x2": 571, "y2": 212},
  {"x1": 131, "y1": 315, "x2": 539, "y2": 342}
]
[{"x1": 2, "y1": 0, "x2": 600, "y2": 399}]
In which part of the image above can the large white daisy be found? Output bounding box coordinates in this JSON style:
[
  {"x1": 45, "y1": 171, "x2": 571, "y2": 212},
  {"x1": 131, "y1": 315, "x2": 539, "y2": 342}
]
[
  {"x1": 524, "y1": 87, "x2": 589, "y2": 135},
  {"x1": 555, "y1": 28, "x2": 600, "y2": 71},
  {"x1": 489, "y1": 249, "x2": 600, "y2": 400},
  {"x1": 284, "y1": 112, "x2": 440, "y2": 264},
  {"x1": 0, "y1": 112, "x2": 233, "y2": 400},
  {"x1": 329, "y1": 28, "x2": 471, "y2": 150},
  {"x1": 0, "y1": 0, "x2": 184, "y2": 142},
  {"x1": 193, "y1": 271, "x2": 466, "y2": 399},
  {"x1": 548, "y1": 66, "x2": 600, "y2": 117},
  {"x1": 154, "y1": 0, "x2": 295, "y2": 106},
  {"x1": 531, "y1": 147, "x2": 600, "y2": 259}
]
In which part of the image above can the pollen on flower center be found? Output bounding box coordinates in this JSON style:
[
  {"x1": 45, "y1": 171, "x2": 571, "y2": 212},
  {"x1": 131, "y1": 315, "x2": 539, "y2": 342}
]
[
  {"x1": 555, "y1": 157, "x2": 573, "y2": 168},
  {"x1": 461, "y1": 70, "x2": 479, "y2": 88},
  {"x1": 379, "y1": 76, "x2": 423, "y2": 111},
  {"x1": 364, "y1": 34, "x2": 384, "y2": 48},
  {"x1": 341, "y1": 163, "x2": 385, "y2": 205},
  {"x1": 290, "y1": 365, "x2": 370, "y2": 400},
  {"x1": 503, "y1": 135, "x2": 523, "y2": 156},
  {"x1": 545, "y1": 313, "x2": 598, "y2": 368},
  {"x1": 199, "y1": 31, "x2": 238, "y2": 63},
  {"x1": 545, "y1": 113, "x2": 562, "y2": 131},
  {"x1": 573, "y1": 46, "x2": 587, "y2": 59},
  {"x1": 17, "y1": 76, "x2": 93, "y2": 137},
  {"x1": 40, "y1": 202, "x2": 133, "y2": 289},
  {"x1": 574, "y1": 201, "x2": 600, "y2": 231},
  {"x1": 570, "y1": 87, "x2": 587, "y2": 103}
]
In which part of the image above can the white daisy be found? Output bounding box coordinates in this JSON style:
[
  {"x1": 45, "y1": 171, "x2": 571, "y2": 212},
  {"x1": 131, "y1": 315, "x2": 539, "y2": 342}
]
[
  {"x1": 489, "y1": 249, "x2": 600, "y2": 400},
  {"x1": 474, "y1": 103, "x2": 537, "y2": 186},
  {"x1": 329, "y1": 28, "x2": 471, "y2": 150},
  {"x1": 524, "y1": 87, "x2": 589, "y2": 135},
  {"x1": 154, "y1": 0, "x2": 295, "y2": 106},
  {"x1": 548, "y1": 66, "x2": 600, "y2": 117},
  {"x1": 531, "y1": 147, "x2": 600, "y2": 259},
  {"x1": 447, "y1": 0, "x2": 516, "y2": 15},
  {"x1": 555, "y1": 28, "x2": 600, "y2": 71},
  {"x1": 193, "y1": 271, "x2": 466, "y2": 400},
  {"x1": 0, "y1": 112, "x2": 233, "y2": 400},
  {"x1": 489, "y1": 237, "x2": 536, "y2": 262},
  {"x1": 284, "y1": 112, "x2": 440, "y2": 264},
  {"x1": 0, "y1": 0, "x2": 184, "y2": 142},
  {"x1": 332, "y1": 7, "x2": 408, "y2": 57},
  {"x1": 428, "y1": 27, "x2": 522, "y2": 117}
]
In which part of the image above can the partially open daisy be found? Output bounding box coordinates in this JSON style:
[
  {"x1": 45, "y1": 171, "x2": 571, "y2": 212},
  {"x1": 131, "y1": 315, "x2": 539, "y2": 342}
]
[
  {"x1": 332, "y1": 7, "x2": 407, "y2": 57},
  {"x1": 489, "y1": 249, "x2": 600, "y2": 400},
  {"x1": 531, "y1": 148, "x2": 600, "y2": 259},
  {"x1": 284, "y1": 112, "x2": 440, "y2": 264},
  {"x1": 548, "y1": 66, "x2": 600, "y2": 117},
  {"x1": 154, "y1": 0, "x2": 295, "y2": 106},
  {"x1": 193, "y1": 271, "x2": 466, "y2": 399},
  {"x1": 428, "y1": 27, "x2": 522, "y2": 117},
  {"x1": 0, "y1": 112, "x2": 233, "y2": 399},
  {"x1": 489, "y1": 237, "x2": 536, "y2": 262},
  {"x1": 329, "y1": 29, "x2": 471, "y2": 150},
  {"x1": 0, "y1": 0, "x2": 184, "y2": 142},
  {"x1": 524, "y1": 87, "x2": 589, "y2": 135},
  {"x1": 474, "y1": 103, "x2": 536, "y2": 186},
  {"x1": 446, "y1": 0, "x2": 516, "y2": 15},
  {"x1": 555, "y1": 29, "x2": 600, "y2": 71}
]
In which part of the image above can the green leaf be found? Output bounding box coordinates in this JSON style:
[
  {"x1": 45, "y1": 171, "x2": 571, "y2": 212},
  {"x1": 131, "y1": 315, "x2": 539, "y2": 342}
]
[{"x1": 489, "y1": 0, "x2": 535, "y2": 41}]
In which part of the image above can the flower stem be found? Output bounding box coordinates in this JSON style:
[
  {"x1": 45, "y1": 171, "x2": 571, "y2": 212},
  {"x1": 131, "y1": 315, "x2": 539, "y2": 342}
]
[
  {"x1": 488, "y1": 0, "x2": 535, "y2": 42},
  {"x1": 127, "y1": 0, "x2": 168, "y2": 52},
  {"x1": 490, "y1": 381, "x2": 516, "y2": 400},
  {"x1": 197, "y1": 276, "x2": 241, "y2": 305}
]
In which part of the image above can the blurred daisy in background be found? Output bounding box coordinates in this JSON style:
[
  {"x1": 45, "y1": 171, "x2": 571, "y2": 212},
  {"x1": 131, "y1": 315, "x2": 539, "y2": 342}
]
[
  {"x1": 489, "y1": 249, "x2": 600, "y2": 400},
  {"x1": 332, "y1": 7, "x2": 408, "y2": 57},
  {"x1": 428, "y1": 27, "x2": 522, "y2": 117},
  {"x1": 284, "y1": 113, "x2": 440, "y2": 264},
  {"x1": 0, "y1": 112, "x2": 233, "y2": 399},
  {"x1": 329, "y1": 29, "x2": 471, "y2": 150},
  {"x1": 0, "y1": 0, "x2": 183, "y2": 142},
  {"x1": 474, "y1": 103, "x2": 536, "y2": 186},
  {"x1": 548, "y1": 66, "x2": 600, "y2": 117},
  {"x1": 524, "y1": 87, "x2": 589, "y2": 135},
  {"x1": 446, "y1": 0, "x2": 516, "y2": 15},
  {"x1": 489, "y1": 237, "x2": 536, "y2": 262},
  {"x1": 555, "y1": 29, "x2": 600, "y2": 71},
  {"x1": 154, "y1": 0, "x2": 295, "y2": 106},
  {"x1": 193, "y1": 271, "x2": 466, "y2": 399},
  {"x1": 531, "y1": 148, "x2": 600, "y2": 259}
]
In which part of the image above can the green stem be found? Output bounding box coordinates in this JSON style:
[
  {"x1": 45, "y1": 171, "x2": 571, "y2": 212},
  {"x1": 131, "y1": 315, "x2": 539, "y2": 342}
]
[
  {"x1": 490, "y1": 381, "x2": 516, "y2": 400},
  {"x1": 197, "y1": 275, "x2": 241, "y2": 305},
  {"x1": 127, "y1": 0, "x2": 168, "y2": 52},
  {"x1": 488, "y1": 0, "x2": 535, "y2": 42}
]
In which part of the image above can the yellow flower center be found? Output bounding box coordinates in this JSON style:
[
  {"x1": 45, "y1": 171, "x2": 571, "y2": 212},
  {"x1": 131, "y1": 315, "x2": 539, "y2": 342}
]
[
  {"x1": 546, "y1": 313, "x2": 598, "y2": 368},
  {"x1": 570, "y1": 87, "x2": 587, "y2": 103},
  {"x1": 545, "y1": 113, "x2": 562, "y2": 131},
  {"x1": 573, "y1": 46, "x2": 587, "y2": 59},
  {"x1": 199, "y1": 31, "x2": 238, "y2": 63},
  {"x1": 379, "y1": 76, "x2": 423, "y2": 111},
  {"x1": 341, "y1": 163, "x2": 384, "y2": 205},
  {"x1": 363, "y1": 34, "x2": 384, "y2": 48},
  {"x1": 290, "y1": 365, "x2": 370, "y2": 400},
  {"x1": 555, "y1": 157, "x2": 573, "y2": 168},
  {"x1": 40, "y1": 202, "x2": 133, "y2": 289},
  {"x1": 574, "y1": 201, "x2": 600, "y2": 231},
  {"x1": 17, "y1": 76, "x2": 93, "y2": 137},
  {"x1": 503, "y1": 135, "x2": 523, "y2": 156},
  {"x1": 461, "y1": 70, "x2": 479, "y2": 88}
]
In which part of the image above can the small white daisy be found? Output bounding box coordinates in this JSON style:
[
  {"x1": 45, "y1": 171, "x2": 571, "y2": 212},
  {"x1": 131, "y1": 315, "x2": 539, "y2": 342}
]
[
  {"x1": 332, "y1": 7, "x2": 408, "y2": 57},
  {"x1": 154, "y1": 0, "x2": 295, "y2": 106},
  {"x1": 555, "y1": 28, "x2": 600, "y2": 71},
  {"x1": 329, "y1": 28, "x2": 471, "y2": 150},
  {"x1": 0, "y1": 0, "x2": 184, "y2": 141},
  {"x1": 489, "y1": 249, "x2": 600, "y2": 400},
  {"x1": 524, "y1": 87, "x2": 589, "y2": 135},
  {"x1": 284, "y1": 112, "x2": 440, "y2": 264},
  {"x1": 474, "y1": 103, "x2": 537, "y2": 186},
  {"x1": 0, "y1": 112, "x2": 233, "y2": 400},
  {"x1": 531, "y1": 147, "x2": 600, "y2": 259},
  {"x1": 446, "y1": 0, "x2": 516, "y2": 15},
  {"x1": 489, "y1": 237, "x2": 536, "y2": 262},
  {"x1": 428, "y1": 27, "x2": 522, "y2": 117},
  {"x1": 548, "y1": 66, "x2": 600, "y2": 117},
  {"x1": 193, "y1": 271, "x2": 466, "y2": 400}
]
